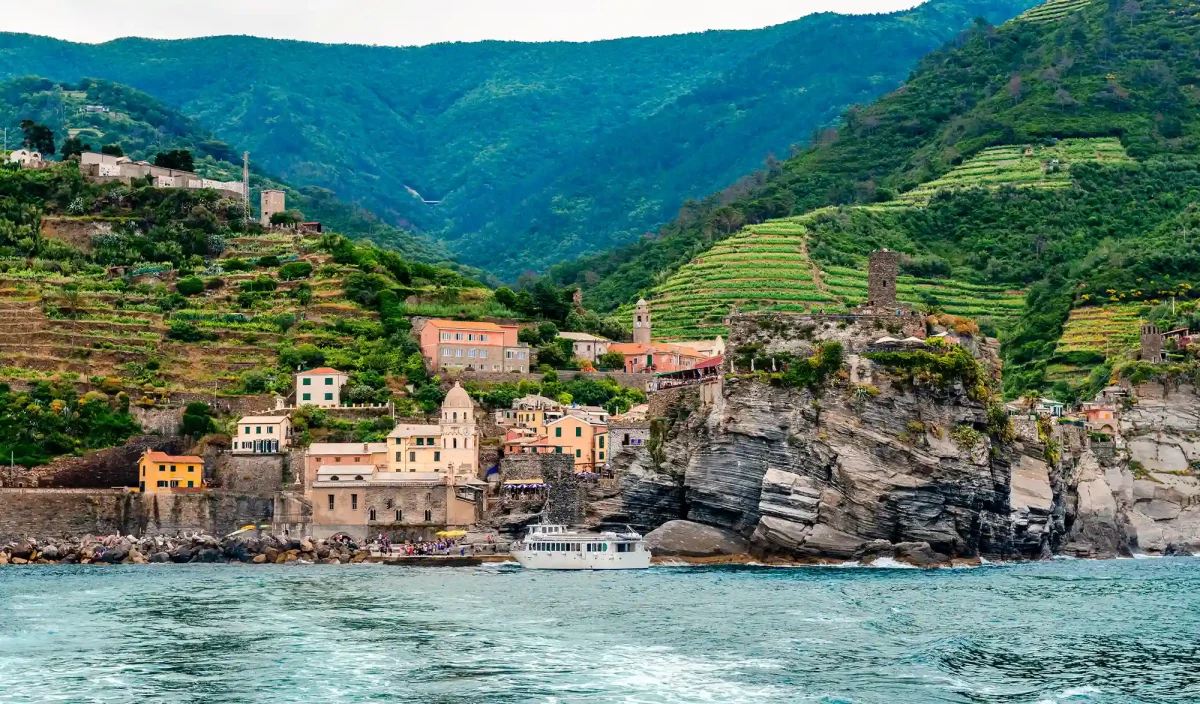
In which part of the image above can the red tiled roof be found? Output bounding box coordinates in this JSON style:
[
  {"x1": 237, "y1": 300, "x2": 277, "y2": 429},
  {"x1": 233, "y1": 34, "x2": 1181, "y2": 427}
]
[
  {"x1": 297, "y1": 367, "x2": 344, "y2": 375},
  {"x1": 144, "y1": 451, "x2": 203, "y2": 464},
  {"x1": 426, "y1": 319, "x2": 514, "y2": 331},
  {"x1": 694, "y1": 355, "x2": 724, "y2": 370}
]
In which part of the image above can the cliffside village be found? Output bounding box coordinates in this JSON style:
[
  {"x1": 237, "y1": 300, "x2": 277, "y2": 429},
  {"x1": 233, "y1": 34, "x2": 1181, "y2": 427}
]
[
  {"x1": 124, "y1": 293, "x2": 725, "y2": 542},
  {"x1": 0, "y1": 241, "x2": 1181, "y2": 552}
]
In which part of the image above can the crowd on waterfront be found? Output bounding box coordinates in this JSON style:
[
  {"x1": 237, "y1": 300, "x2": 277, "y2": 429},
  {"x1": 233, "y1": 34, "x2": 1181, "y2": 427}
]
[{"x1": 372, "y1": 534, "x2": 468, "y2": 556}]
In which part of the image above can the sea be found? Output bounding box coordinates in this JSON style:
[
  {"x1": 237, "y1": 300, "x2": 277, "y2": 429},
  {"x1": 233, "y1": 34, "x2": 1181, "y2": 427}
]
[{"x1": 1, "y1": 558, "x2": 1198, "y2": 703}]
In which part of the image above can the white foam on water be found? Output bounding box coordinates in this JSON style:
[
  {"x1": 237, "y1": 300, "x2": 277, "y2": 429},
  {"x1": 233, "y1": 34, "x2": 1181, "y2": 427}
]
[
  {"x1": 1131, "y1": 552, "x2": 1162, "y2": 560},
  {"x1": 1035, "y1": 685, "x2": 1104, "y2": 703},
  {"x1": 860, "y1": 557, "x2": 918, "y2": 569}
]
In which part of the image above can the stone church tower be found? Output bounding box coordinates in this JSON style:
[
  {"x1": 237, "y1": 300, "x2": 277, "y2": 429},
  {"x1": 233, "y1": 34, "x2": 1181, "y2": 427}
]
[
  {"x1": 440, "y1": 382, "x2": 479, "y2": 482},
  {"x1": 633, "y1": 298, "x2": 652, "y2": 344}
]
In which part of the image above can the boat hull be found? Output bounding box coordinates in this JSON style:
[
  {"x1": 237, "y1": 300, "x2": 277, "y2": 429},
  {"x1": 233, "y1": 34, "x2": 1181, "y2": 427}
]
[{"x1": 513, "y1": 550, "x2": 651, "y2": 570}]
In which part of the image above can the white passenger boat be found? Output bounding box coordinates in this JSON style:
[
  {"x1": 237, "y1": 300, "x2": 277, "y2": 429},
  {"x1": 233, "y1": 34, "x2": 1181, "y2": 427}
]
[{"x1": 513, "y1": 523, "x2": 651, "y2": 570}]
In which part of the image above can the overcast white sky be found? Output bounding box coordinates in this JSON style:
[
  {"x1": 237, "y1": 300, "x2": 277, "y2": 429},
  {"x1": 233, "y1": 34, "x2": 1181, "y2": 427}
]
[{"x1": 3, "y1": 1, "x2": 925, "y2": 46}]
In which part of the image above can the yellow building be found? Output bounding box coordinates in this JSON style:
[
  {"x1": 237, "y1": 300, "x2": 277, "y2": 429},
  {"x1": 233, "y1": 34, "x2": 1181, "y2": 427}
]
[
  {"x1": 138, "y1": 450, "x2": 204, "y2": 493},
  {"x1": 543, "y1": 415, "x2": 608, "y2": 472},
  {"x1": 385, "y1": 383, "x2": 479, "y2": 482}
]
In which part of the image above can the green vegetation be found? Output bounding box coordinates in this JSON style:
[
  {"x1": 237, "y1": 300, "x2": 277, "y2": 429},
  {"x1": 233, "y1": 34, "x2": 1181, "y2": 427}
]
[
  {"x1": 866, "y1": 343, "x2": 993, "y2": 401},
  {"x1": 464, "y1": 375, "x2": 648, "y2": 416},
  {"x1": 563, "y1": 0, "x2": 1200, "y2": 401},
  {"x1": 645, "y1": 217, "x2": 1025, "y2": 341},
  {"x1": 0, "y1": 76, "x2": 453, "y2": 265},
  {"x1": 0, "y1": 379, "x2": 139, "y2": 467},
  {"x1": 0, "y1": 0, "x2": 1038, "y2": 277}
]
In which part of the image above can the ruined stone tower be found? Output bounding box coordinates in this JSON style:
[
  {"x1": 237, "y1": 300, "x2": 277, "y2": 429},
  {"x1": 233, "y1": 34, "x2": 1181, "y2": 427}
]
[
  {"x1": 260, "y1": 189, "x2": 286, "y2": 227},
  {"x1": 633, "y1": 298, "x2": 652, "y2": 345},
  {"x1": 1141, "y1": 323, "x2": 1165, "y2": 363},
  {"x1": 867, "y1": 249, "x2": 899, "y2": 309}
]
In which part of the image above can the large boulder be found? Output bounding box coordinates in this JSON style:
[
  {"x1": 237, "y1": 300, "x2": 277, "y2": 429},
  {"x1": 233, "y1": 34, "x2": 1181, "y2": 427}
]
[
  {"x1": 150, "y1": 552, "x2": 171, "y2": 564},
  {"x1": 894, "y1": 541, "x2": 949, "y2": 568},
  {"x1": 644, "y1": 520, "x2": 750, "y2": 558}
]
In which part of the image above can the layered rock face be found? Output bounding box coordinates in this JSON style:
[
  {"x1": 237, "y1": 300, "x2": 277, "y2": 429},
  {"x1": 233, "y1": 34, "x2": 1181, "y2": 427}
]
[
  {"x1": 1061, "y1": 383, "x2": 1200, "y2": 556},
  {"x1": 610, "y1": 314, "x2": 1027, "y2": 562}
]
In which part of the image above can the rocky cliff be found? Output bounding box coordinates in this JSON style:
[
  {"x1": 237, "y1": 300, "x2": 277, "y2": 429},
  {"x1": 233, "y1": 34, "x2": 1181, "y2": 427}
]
[
  {"x1": 601, "y1": 314, "x2": 1040, "y2": 563},
  {"x1": 1060, "y1": 382, "x2": 1200, "y2": 557}
]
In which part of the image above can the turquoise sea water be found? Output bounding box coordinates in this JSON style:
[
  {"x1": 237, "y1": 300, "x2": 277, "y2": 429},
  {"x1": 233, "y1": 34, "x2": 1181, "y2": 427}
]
[{"x1": 1, "y1": 558, "x2": 1198, "y2": 703}]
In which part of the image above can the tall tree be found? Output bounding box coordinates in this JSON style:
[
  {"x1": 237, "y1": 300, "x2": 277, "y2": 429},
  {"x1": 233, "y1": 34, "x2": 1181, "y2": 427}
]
[{"x1": 19, "y1": 120, "x2": 55, "y2": 155}]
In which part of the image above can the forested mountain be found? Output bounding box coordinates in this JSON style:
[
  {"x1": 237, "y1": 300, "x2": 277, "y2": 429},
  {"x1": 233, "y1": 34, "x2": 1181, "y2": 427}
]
[
  {"x1": 562, "y1": 0, "x2": 1200, "y2": 399},
  {"x1": 0, "y1": 0, "x2": 1037, "y2": 278},
  {"x1": 0, "y1": 77, "x2": 453, "y2": 264}
]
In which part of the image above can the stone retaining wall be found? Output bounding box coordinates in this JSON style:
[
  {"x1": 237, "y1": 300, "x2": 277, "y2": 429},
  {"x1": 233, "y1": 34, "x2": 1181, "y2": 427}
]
[{"x1": 0, "y1": 489, "x2": 274, "y2": 540}]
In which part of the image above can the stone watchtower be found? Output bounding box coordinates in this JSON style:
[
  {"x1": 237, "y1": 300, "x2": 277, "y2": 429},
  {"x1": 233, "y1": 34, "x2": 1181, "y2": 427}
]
[
  {"x1": 867, "y1": 249, "x2": 899, "y2": 310},
  {"x1": 260, "y1": 189, "x2": 286, "y2": 227},
  {"x1": 633, "y1": 298, "x2": 652, "y2": 345},
  {"x1": 1141, "y1": 323, "x2": 1165, "y2": 364}
]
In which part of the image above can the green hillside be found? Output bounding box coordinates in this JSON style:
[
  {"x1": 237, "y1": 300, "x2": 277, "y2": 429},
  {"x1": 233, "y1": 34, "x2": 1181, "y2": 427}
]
[
  {"x1": 647, "y1": 217, "x2": 1026, "y2": 341},
  {"x1": 0, "y1": 0, "x2": 1039, "y2": 278},
  {"x1": 0, "y1": 77, "x2": 452, "y2": 266},
  {"x1": 561, "y1": 0, "x2": 1200, "y2": 400}
]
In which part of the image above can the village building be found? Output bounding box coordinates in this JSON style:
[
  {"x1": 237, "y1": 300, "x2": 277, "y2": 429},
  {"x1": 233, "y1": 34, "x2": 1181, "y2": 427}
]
[
  {"x1": 309, "y1": 467, "x2": 481, "y2": 541},
  {"x1": 557, "y1": 331, "x2": 611, "y2": 362},
  {"x1": 295, "y1": 367, "x2": 349, "y2": 407},
  {"x1": 609, "y1": 341, "x2": 707, "y2": 374},
  {"x1": 610, "y1": 420, "x2": 651, "y2": 451},
  {"x1": 609, "y1": 297, "x2": 719, "y2": 373},
  {"x1": 386, "y1": 383, "x2": 479, "y2": 481},
  {"x1": 232, "y1": 415, "x2": 293, "y2": 454},
  {"x1": 418, "y1": 319, "x2": 530, "y2": 373},
  {"x1": 307, "y1": 385, "x2": 486, "y2": 540},
  {"x1": 8, "y1": 149, "x2": 44, "y2": 168},
  {"x1": 261, "y1": 189, "x2": 286, "y2": 226},
  {"x1": 303, "y1": 442, "x2": 389, "y2": 488},
  {"x1": 137, "y1": 450, "x2": 204, "y2": 494},
  {"x1": 78, "y1": 152, "x2": 244, "y2": 198},
  {"x1": 1081, "y1": 403, "x2": 1119, "y2": 436},
  {"x1": 1141, "y1": 324, "x2": 1165, "y2": 364},
  {"x1": 495, "y1": 394, "x2": 563, "y2": 427}
]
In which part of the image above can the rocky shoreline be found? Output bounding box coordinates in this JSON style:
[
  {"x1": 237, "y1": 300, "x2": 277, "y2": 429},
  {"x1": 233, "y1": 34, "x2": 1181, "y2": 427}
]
[{"x1": 0, "y1": 534, "x2": 419, "y2": 566}]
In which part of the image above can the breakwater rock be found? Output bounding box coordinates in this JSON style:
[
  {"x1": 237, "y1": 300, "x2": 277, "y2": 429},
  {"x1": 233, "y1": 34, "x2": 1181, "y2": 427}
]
[{"x1": 0, "y1": 534, "x2": 373, "y2": 566}]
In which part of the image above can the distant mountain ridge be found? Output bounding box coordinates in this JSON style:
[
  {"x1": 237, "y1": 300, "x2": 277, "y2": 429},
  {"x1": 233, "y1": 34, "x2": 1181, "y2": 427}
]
[{"x1": 0, "y1": 0, "x2": 1039, "y2": 277}]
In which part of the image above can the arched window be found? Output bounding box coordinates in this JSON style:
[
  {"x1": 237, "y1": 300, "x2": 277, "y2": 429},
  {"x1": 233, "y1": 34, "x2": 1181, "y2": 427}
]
[
  {"x1": 329, "y1": 476, "x2": 339, "y2": 481},
  {"x1": 354, "y1": 475, "x2": 364, "y2": 481},
  {"x1": 453, "y1": 438, "x2": 457, "y2": 449},
  {"x1": 369, "y1": 508, "x2": 376, "y2": 521},
  {"x1": 453, "y1": 411, "x2": 458, "y2": 421}
]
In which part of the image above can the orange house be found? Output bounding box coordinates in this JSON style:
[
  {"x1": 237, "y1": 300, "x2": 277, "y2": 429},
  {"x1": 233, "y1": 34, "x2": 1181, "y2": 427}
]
[
  {"x1": 608, "y1": 342, "x2": 706, "y2": 374},
  {"x1": 419, "y1": 319, "x2": 530, "y2": 373}
]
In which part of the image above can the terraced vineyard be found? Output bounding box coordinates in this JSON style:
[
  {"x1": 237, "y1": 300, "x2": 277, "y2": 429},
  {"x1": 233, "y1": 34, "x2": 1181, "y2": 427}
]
[
  {"x1": 897, "y1": 139, "x2": 1130, "y2": 205},
  {"x1": 1016, "y1": 0, "x2": 1091, "y2": 23},
  {"x1": 647, "y1": 218, "x2": 1026, "y2": 341},
  {"x1": 1048, "y1": 304, "x2": 1143, "y2": 382}
]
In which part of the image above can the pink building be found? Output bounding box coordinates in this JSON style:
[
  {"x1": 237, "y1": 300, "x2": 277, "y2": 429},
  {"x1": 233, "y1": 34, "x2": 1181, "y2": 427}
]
[
  {"x1": 419, "y1": 319, "x2": 530, "y2": 373},
  {"x1": 608, "y1": 342, "x2": 706, "y2": 374}
]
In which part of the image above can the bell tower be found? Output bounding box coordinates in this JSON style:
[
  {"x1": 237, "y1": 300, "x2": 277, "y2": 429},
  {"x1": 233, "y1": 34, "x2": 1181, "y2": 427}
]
[{"x1": 633, "y1": 298, "x2": 652, "y2": 344}]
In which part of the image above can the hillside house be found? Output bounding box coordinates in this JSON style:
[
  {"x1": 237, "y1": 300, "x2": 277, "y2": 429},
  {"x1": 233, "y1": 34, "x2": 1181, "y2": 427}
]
[
  {"x1": 303, "y1": 442, "x2": 389, "y2": 488},
  {"x1": 137, "y1": 450, "x2": 204, "y2": 494},
  {"x1": 233, "y1": 415, "x2": 293, "y2": 454},
  {"x1": 78, "y1": 152, "x2": 245, "y2": 198},
  {"x1": 8, "y1": 150, "x2": 43, "y2": 168},
  {"x1": 419, "y1": 319, "x2": 529, "y2": 373},
  {"x1": 557, "y1": 332, "x2": 610, "y2": 362},
  {"x1": 295, "y1": 367, "x2": 349, "y2": 407}
]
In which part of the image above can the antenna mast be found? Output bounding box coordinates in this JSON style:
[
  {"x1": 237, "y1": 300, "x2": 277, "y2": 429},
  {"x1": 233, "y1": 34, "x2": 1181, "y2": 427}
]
[{"x1": 242, "y1": 151, "x2": 251, "y2": 224}]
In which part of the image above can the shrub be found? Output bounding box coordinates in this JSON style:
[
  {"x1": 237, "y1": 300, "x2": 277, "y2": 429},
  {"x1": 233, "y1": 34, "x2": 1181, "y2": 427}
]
[
  {"x1": 167, "y1": 321, "x2": 217, "y2": 342},
  {"x1": 222, "y1": 259, "x2": 250, "y2": 272},
  {"x1": 175, "y1": 276, "x2": 205, "y2": 296},
  {"x1": 239, "y1": 276, "x2": 277, "y2": 293},
  {"x1": 256, "y1": 255, "x2": 280, "y2": 268},
  {"x1": 180, "y1": 401, "x2": 216, "y2": 437},
  {"x1": 279, "y1": 261, "x2": 313, "y2": 280}
]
